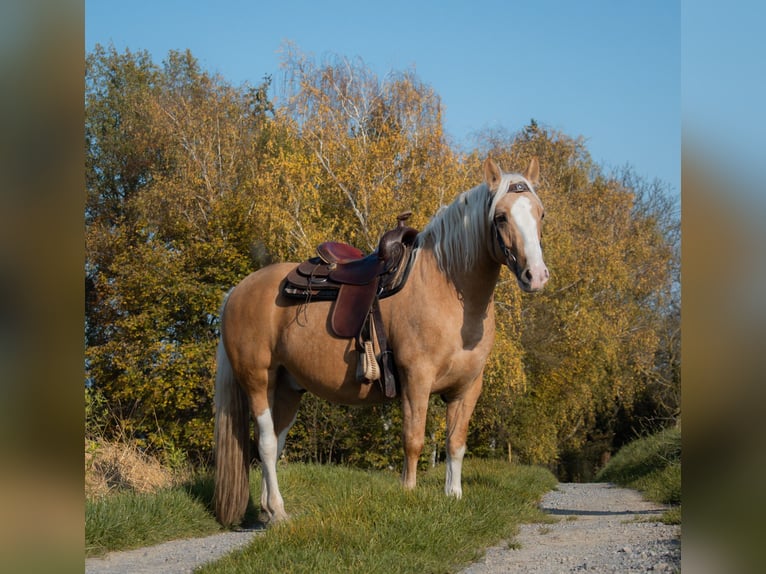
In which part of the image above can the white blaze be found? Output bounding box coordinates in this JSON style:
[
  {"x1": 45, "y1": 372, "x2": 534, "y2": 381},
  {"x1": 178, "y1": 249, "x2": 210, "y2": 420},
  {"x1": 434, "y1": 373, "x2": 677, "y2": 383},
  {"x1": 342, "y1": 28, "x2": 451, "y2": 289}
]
[{"x1": 510, "y1": 196, "x2": 544, "y2": 268}]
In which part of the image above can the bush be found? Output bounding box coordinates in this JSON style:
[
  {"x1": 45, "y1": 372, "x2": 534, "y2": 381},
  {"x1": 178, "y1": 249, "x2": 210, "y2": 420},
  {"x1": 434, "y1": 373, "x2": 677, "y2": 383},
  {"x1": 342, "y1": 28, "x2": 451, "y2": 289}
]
[
  {"x1": 596, "y1": 426, "x2": 681, "y2": 511},
  {"x1": 597, "y1": 428, "x2": 680, "y2": 484}
]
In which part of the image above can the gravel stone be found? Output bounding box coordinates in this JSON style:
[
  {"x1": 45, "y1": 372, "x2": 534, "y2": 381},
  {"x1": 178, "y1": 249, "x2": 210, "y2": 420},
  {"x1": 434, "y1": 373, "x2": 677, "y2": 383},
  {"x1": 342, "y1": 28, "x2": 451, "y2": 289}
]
[
  {"x1": 461, "y1": 482, "x2": 680, "y2": 573},
  {"x1": 85, "y1": 528, "x2": 262, "y2": 574}
]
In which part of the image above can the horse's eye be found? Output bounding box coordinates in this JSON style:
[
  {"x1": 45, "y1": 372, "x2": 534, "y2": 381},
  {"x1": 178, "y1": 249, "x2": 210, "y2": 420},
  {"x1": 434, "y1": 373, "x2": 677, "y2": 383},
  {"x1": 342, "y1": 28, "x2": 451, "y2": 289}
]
[{"x1": 494, "y1": 213, "x2": 507, "y2": 224}]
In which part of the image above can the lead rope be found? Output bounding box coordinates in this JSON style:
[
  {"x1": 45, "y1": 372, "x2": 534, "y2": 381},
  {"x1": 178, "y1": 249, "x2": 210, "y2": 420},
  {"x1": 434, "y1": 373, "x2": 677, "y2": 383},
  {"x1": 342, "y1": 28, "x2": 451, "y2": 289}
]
[{"x1": 362, "y1": 312, "x2": 381, "y2": 382}]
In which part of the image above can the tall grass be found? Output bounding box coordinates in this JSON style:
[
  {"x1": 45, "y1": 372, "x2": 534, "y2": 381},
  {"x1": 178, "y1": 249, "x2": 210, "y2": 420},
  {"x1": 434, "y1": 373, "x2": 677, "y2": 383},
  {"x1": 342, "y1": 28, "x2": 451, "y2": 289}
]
[
  {"x1": 596, "y1": 426, "x2": 681, "y2": 523},
  {"x1": 85, "y1": 476, "x2": 221, "y2": 556},
  {"x1": 199, "y1": 460, "x2": 556, "y2": 573}
]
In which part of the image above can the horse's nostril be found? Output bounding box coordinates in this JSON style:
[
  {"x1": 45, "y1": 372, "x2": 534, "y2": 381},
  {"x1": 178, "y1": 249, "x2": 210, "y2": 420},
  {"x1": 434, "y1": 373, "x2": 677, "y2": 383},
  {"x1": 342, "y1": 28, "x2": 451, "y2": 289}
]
[{"x1": 523, "y1": 268, "x2": 533, "y2": 282}]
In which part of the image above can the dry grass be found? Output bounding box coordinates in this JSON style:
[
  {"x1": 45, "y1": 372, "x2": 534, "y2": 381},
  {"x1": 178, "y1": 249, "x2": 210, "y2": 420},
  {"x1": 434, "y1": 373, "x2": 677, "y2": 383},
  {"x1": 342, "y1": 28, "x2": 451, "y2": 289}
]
[{"x1": 85, "y1": 438, "x2": 180, "y2": 498}]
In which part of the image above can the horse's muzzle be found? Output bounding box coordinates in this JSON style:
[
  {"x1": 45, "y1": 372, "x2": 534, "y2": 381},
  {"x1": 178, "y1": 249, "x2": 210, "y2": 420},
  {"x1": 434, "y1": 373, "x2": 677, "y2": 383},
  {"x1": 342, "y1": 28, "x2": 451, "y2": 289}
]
[{"x1": 518, "y1": 263, "x2": 549, "y2": 292}]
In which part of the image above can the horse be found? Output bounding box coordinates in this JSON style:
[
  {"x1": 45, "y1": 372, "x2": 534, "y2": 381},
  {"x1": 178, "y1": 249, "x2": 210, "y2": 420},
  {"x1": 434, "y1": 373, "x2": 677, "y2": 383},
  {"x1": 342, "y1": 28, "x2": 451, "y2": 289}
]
[{"x1": 213, "y1": 157, "x2": 549, "y2": 526}]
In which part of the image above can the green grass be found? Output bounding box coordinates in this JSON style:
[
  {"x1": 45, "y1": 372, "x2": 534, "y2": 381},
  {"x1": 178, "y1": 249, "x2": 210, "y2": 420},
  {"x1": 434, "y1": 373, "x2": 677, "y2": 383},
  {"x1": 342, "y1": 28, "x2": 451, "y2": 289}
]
[
  {"x1": 200, "y1": 460, "x2": 556, "y2": 573},
  {"x1": 85, "y1": 474, "x2": 222, "y2": 556},
  {"x1": 87, "y1": 459, "x2": 556, "y2": 570},
  {"x1": 596, "y1": 426, "x2": 681, "y2": 524}
]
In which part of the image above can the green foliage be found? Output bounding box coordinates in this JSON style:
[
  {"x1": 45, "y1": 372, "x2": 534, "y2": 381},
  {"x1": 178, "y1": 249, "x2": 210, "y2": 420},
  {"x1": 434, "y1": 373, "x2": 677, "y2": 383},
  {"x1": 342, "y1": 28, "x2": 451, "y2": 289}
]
[
  {"x1": 285, "y1": 395, "x2": 445, "y2": 471},
  {"x1": 85, "y1": 44, "x2": 679, "y2": 473},
  {"x1": 86, "y1": 45, "x2": 275, "y2": 460},
  {"x1": 632, "y1": 461, "x2": 681, "y2": 507},
  {"x1": 596, "y1": 428, "x2": 680, "y2": 486},
  {"x1": 597, "y1": 426, "x2": 681, "y2": 514},
  {"x1": 85, "y1": 385, "x2": 110, "y2": 439}
]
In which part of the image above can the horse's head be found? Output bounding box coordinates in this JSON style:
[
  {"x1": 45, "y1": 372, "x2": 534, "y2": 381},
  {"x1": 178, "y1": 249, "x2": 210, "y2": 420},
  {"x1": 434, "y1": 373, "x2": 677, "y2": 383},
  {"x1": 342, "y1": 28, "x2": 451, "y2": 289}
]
[{"x1": 485, "y1": 157, "x2": 549, "y2": 292}]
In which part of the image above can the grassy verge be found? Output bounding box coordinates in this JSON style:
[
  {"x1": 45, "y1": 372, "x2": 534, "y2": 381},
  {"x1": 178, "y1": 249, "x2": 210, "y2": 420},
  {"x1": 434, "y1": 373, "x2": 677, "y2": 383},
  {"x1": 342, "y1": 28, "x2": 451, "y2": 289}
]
[
  {"x1": 596, "y1": 426, "x2": 681, "y2": 524},
  {"x1": 199, "y1": 460, "x2": 556, "y2": 573},
  {"x1": 85, "y1": 473, "x2": 222, "y2": 556},
  {"x1": 87, "y1": 459, "x2": 556, "y2": 570}
]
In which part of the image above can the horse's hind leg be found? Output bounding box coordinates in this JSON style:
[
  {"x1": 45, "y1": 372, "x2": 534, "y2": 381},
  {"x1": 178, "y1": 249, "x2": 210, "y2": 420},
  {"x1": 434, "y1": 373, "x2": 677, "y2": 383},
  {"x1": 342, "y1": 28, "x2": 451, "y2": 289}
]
[
  {"x1": 274, "y1": 370, "x2": 303, "y2": 458},
  {"x1": 256, "y1": 371, "x2": 303, "y2": 523},
  {"x1": 246, "y1": 368, "x2": 289, "y2": 524},
  {"x1": 444, "y1": 372, "x2": 484, "y2": 498},
  {"x1": 250, "y1": 369, "x2": 304, "y2": 524}
]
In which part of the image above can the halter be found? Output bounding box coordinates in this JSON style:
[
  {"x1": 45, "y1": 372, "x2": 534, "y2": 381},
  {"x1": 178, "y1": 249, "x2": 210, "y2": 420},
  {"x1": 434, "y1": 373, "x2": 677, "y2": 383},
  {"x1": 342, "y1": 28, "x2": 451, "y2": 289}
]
[
  {"x1": 492, "y1": 180, "x2": 532, "y2": 275},
  {"x1": 507, "y1": 182, "x2": 531, "y2": 193}
]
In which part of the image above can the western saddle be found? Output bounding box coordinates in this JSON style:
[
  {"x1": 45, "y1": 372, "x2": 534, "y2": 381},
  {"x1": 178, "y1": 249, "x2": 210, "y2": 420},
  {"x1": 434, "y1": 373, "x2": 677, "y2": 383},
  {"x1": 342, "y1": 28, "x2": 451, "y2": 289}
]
[{"x1": 282, "y1": 212, "x2": 419, "y2": 398}]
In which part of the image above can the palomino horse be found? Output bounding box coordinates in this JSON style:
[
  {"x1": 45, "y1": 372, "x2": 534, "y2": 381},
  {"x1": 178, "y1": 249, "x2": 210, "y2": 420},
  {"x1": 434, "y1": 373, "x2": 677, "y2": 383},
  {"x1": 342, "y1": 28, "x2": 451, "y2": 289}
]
[{"x1": 214, "y1": 158, "x2": 549, "y2": 526}]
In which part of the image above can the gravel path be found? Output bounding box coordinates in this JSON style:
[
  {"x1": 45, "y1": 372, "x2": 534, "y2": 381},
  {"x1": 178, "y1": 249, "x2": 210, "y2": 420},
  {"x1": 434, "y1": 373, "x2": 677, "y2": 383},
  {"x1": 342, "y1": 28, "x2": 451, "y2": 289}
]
[
  {"x1": 85, "y1": 529, "x2": 262, "y2": 574},
  {"x1": 85, "y1": 483, "x2": 680, "y2": 573},
  {"x1": 462, "y1": 483, "x2": 680, "y2": 573}
]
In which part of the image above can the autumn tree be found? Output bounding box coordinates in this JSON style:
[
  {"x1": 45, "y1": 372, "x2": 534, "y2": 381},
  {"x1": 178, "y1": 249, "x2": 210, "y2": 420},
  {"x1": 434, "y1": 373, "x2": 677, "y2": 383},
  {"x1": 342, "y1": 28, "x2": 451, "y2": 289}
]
[
  {"x1": 275, "y1": 45, "x2": 462, "y2": 250},
  {"x1": 470, "y1": 123, "x2": 679, "y2": 475},
  {"x1": 86, "y1": 46, "x2": 275, "y2": 458},
  {"x1": 84, "y1": 45, "x2": 463, "y2": 465},
  {"x1": 85, "y1": 46, "x2": 679, "y2": 475},
  {"x1": 270, "y1": 46, "x2": 466, "y2": 468}
]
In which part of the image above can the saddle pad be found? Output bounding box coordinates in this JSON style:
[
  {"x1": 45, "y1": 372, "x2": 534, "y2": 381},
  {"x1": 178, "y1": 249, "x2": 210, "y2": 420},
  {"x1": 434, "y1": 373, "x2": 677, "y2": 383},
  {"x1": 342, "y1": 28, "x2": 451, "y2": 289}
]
[
  {"x1": 284, "y1": 259, "x2": 336, "y2": 291},
  {"x1": 296, "y1": 258, "x2": 332, "y2": 279}
]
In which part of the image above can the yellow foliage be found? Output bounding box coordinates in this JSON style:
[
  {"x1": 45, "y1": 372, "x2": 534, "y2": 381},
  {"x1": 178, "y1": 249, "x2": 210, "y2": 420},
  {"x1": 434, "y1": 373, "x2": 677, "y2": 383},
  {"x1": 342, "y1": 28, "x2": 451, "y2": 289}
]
[{"x1": 86, "y1": 46, "x2": 678, "y2": 468}]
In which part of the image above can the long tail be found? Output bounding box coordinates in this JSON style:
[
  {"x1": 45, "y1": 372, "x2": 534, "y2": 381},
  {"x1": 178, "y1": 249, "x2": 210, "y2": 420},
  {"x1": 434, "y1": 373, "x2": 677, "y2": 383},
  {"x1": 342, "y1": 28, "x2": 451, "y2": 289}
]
[{"x1": 213, "y1": 293, "x2": 251, "y2": 526}]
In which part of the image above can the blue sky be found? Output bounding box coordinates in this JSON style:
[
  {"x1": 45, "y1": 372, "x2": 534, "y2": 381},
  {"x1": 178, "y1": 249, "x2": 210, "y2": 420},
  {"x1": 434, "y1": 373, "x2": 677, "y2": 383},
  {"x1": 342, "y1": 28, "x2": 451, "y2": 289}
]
[{"x1": 86, "y1": 0, "x2": 680, "y2": 196}]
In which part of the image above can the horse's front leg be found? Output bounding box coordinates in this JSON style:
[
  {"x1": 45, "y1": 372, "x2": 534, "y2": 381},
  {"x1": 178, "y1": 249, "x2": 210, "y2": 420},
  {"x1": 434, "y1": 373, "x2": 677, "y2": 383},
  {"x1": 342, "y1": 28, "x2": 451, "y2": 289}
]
[
  {"x1": 400, "y1": 381, "x2": 431, "y2": 490},
  {"x1": 444, "y1": 371, "x2": 484, "y2": 498}
]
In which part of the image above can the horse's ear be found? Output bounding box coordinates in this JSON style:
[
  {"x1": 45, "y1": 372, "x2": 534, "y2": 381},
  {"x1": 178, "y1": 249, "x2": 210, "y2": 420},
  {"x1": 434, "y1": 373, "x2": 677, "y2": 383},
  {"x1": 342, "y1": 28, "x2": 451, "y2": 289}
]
[
  {"x1": 484, "y1": 158, "x2": 503, "y2": 192},
  {"x1": 524, "y1": 157, "x2": 540, "y2": 186}
]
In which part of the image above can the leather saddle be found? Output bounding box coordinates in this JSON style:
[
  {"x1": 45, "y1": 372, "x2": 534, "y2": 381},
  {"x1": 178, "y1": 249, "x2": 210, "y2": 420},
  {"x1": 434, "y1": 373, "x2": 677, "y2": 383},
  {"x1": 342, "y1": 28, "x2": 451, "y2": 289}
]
[{"x1": 282, "y1": 212, "x2": 419, "y2": 397}]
